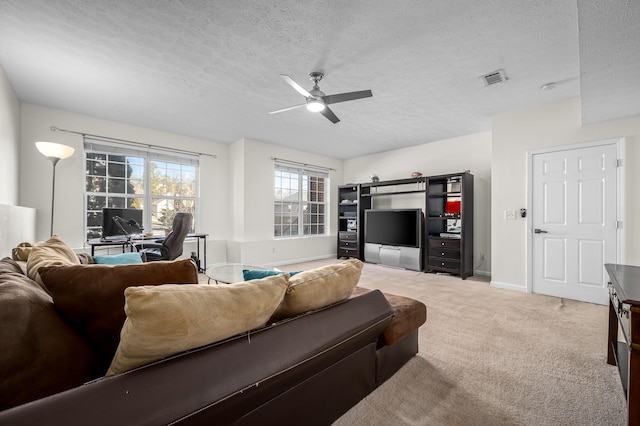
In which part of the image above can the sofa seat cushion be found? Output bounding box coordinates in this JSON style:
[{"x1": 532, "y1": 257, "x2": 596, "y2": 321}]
[
  {"x1": 352, "y1": 287, "x2": 427, "y2": 346},
  {"x1": 39, "y1": 259, "x2": 198, "y2": 374},
  {"x1": 377, "y1": 292, "x2": 427, "y2": 345},
  {"x1": 107, "y1": 274, "x2": 289, "y2": 375},
  {"x1": 0, "y1": 258, "x2": 98, "y2": 411},
  {"x1": 272, "y1": 258, "x2": 363, "y2": 320}
]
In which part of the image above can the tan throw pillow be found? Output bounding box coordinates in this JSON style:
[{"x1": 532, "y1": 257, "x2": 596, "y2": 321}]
[
  {"x1": 11, "y1": 242, "x2": 33, "y2": 261},
  {"x1": 107, "y1": 274, "x2": 289, "y2": 376},
  {"x1": 26, "y1": 236, "x2": 80, "y2": 288},
  {"x1": 272, "y1": 258, "x2": 363, "y2": 320}
]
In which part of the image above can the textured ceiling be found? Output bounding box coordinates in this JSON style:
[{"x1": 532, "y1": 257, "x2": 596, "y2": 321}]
[{"x1": 0, "y1": 0, "x2": 637, "y2": 159}]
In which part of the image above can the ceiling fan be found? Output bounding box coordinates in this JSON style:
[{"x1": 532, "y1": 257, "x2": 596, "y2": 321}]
[{"x1": 270, "y1": 72, "x2": 373, "y2": 123}]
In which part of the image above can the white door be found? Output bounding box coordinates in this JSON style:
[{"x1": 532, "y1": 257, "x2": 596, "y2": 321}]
[{"x1": 531, "y1": 143, "x2": 618, "y2": 305}]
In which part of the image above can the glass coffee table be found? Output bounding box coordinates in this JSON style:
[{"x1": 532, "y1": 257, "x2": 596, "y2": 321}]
[{"x1": 205, "y1": 263, "x2": 270, "y2": 284}]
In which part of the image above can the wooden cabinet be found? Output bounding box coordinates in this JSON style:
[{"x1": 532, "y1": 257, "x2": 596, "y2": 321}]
[
  {"x1": 337, "y1": 184, "x2": 370, "y2": 259},
  {"x1": 337, "y1": 172, "x2": 473, "y2": 278},
  {"x1": 605, "y1": 264, "x2": 640, "y2": 425},
  {"x1": 425, "y1": 173, "x2": 473, "y2": 279}
]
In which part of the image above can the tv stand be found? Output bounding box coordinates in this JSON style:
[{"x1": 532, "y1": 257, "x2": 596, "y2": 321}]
[{"x1": 364, "y1": 243, "x2": 422, "y2": 272}]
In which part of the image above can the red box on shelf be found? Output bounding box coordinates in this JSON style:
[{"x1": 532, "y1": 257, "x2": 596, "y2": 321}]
[{"x1": 445, "y1": 200, "x2": 461, "y2": 214}]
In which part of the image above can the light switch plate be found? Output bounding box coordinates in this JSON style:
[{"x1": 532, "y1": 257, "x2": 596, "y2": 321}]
[{"x1": 504, "y1": 210, "x2": 516, "y2": 220}]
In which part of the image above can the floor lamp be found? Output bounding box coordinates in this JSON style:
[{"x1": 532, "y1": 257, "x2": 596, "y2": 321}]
[{"x1": 35, "y1": 142, "x2": 75, "y2": 236}]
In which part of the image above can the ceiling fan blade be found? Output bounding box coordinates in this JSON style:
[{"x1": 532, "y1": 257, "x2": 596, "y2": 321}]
[
  {"x1": 323, "y1": 90, "x2": 373, "y2": 105},
  {"x1": 320, "y1": 106, "x2": 340, "y2": 123},
  {"x1": 280, "y1": 74, "x2": 312, "y2": 98},
  {"x1": 269, "y1": 104, "x2": 306, "y2": 114}
]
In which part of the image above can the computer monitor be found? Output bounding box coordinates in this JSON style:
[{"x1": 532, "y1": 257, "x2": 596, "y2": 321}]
[{"x1": 102, "y1": 208, "x2": 143, "y2": 238}]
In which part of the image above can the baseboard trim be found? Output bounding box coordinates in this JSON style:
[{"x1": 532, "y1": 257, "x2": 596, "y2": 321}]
[
  {"x1": 473, "y1": 269, "x2": 491, "y2": 277},
  {"x1": 267, "y1": 254, "x2": 336, "y2": 267},
  {"x1": 490, "y1": 280, "x2": 527, "y2": 292}
]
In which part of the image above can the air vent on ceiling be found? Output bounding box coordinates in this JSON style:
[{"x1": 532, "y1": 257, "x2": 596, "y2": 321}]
[{"x1": 481, "y1": 69, "x2": 508, "y2": 87}]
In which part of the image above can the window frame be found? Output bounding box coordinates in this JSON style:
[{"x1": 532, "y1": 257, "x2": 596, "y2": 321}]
[
  {"x1": 274, "y1": 162, "x2": 328, "y2": 238},
  {"x1": 83, "y1": 138, "x2": 199, "y2": 240}
]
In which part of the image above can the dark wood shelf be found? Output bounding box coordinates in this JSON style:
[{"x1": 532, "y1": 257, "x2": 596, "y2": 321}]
[
  {"x1": 362, "y1": 189, "x2": 425, "y2": 197},
  {"x1": 360, "y1": 176, "x2": 425, "y2": 188},
  {"x1": 337, "y1": 184, "x2": 371, "y2": 260},
  {"x1": 428, "y1": 192, "x2": 462, "y2": 196},
  {"x1": 425, "y1": 172, "x2": 473, "y2": 279}
]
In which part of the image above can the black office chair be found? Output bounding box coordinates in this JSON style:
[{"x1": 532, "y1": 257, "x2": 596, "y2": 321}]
[{"x1": 135, "y1": 212, "x2": 193, "y2": 262}]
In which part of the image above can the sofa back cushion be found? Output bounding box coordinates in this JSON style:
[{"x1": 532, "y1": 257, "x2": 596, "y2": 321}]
[
  {"x1": 0, "y1": 258, "x2": 98, "y2": 410},
  {"x1": 39, "y1": 259, "x2": 198, "y2": 374},
  {"x1": 272, "y1": 258, "x2": 363, "y2": 320}
]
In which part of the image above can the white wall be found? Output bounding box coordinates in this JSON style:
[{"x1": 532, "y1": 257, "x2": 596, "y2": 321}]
[
  {"x1": 343, "y1": 132, "x2": 492, "y2": 275},
  {"x1": 19, "y1": 103, "x2": 231, "y2": 263},
  {"x1": 17, "y1": 105, "x2": 347, "y2": 266},
  {"x1": 491, "y1": 96, "x2": 640, "y2": 290},
  {"x1": 227, "y1": 138, "x2": 344, "y2": 265},
  {"x1": 0, "y1": 204, "x2": 35, "y2": 257},
  {"x1": 0, "y1": 64, "x2": 21, "y2": 205},
  {"x1": 19, "y1": 93, "x2": 638, "y2": 281}
]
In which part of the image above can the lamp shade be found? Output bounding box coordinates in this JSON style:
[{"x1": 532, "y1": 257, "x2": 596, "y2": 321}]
[{"x1": 35, "y1": 142, "x2": 75, "y2": 160}]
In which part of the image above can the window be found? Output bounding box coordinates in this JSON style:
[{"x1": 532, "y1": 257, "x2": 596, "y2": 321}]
[
  {"x1": 84, "y1": 138, "x2": 199, "y2": 240},
  {"x1": 274, "y1": 162, "x2": 327, "y2": 237}
]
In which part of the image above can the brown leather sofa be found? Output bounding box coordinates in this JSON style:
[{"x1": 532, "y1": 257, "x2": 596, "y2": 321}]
[{"x1": 0, "y1": 257, "x2": 426, "y2": 425}]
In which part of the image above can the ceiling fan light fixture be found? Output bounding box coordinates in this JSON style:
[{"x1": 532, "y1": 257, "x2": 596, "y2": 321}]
[
  {"x1": 306, "y1": 99, "x2": 325, "y2": 112},
  {"x1": 272, "y1": 73, "x2": 371, "y2": 123}
]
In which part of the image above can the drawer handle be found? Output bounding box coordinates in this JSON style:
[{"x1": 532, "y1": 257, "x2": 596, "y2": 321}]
[
  {"x1": 441, "y1": 262, "x2": 445, "y2": 266},
  {"x1": 441, "y1": 242, "x2": 445, "y2": 246},
  {"x1": 441, "y1": 252, "x2": 445, "y2": 256}
]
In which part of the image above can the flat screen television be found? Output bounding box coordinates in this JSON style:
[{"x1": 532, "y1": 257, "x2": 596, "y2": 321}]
[
  {"x1": 364, "y1": 209, "x2": 423, "y2": 248},
  {"x1": 102, "y1": 208, "x2": 143, "y2": 238}
]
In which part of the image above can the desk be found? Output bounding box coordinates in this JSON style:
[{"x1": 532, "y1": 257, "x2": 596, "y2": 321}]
[
  {"x1": 605, "y1": 263, "x2": 640, "y2": 425},
  {"x1": 87, "y1": 233, "x2": 208, "y2": 272}
]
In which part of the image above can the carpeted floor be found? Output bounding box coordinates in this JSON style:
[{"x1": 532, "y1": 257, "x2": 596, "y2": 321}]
[{"x1": 275, "y1": 258, "x2": 627, "y2": 426}]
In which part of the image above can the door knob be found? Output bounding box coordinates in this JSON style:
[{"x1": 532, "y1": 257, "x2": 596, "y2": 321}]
[{"x1": 534, "y1": 229, "x2": 548, "y2": 234}]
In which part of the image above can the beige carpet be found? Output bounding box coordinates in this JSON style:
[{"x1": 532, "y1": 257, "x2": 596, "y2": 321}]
[{"x1": 276, "y1": 258, "x2": 627, "y2": 426}]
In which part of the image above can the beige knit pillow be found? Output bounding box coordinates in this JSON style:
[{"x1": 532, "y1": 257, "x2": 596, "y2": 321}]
[
  {"x1": 272, "y1": 258, "x2": 363, "y2": 320},
  {"x1": 26, "y1": 236, "x2": 80, "y2": 289},
  {"x1": 107, "y1": 274, "x2": 289, "y2": 375}
]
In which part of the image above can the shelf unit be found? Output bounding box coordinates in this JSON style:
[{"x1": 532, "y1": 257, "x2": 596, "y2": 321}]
[
  {"x1": 337, "y1": 184, "x2": 371, "y2": 259},
  {"x1": 360, "y1": 177, "x2": 426, "y2": 198},
  {"x1": 425, "y1": 173, "x2": 474, "y2": 279},
  {"x1": 339, "y1": 172, "x2": 473, "y2": 278}
]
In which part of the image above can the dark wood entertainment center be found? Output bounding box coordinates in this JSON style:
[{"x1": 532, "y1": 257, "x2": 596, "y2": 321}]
[{"x1": 337, "y1": 171, "x2": 473, "y2": 279}]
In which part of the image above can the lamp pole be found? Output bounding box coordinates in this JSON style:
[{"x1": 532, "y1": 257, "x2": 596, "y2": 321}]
[
  {"x1": 35, "y1": 142, "x2": 75, "y2": 237},
  {"x1": 48, "y1": 157, "x2": 61, "y2": 236}
]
